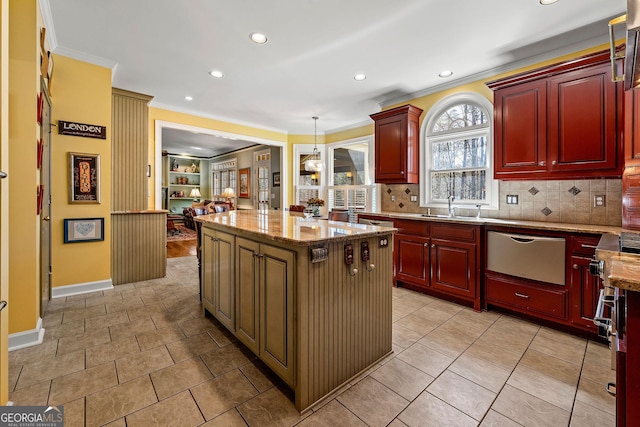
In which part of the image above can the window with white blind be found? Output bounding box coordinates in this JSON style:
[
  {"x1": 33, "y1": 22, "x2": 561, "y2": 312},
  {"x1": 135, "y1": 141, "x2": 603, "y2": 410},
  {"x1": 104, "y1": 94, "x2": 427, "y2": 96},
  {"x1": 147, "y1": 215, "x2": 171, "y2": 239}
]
[
  {"x1": 421, "y1": 93, "x2": 498, "y2": 209},
  {"x1": 294, "y1": 138, "x2": 380, "y2": 216}
]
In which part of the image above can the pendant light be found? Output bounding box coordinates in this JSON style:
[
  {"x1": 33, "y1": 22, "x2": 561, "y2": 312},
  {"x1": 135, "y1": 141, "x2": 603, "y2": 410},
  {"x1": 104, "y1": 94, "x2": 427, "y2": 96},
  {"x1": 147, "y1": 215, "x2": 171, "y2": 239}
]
[{"x1": 305, "y1": 116, "x2": 324, "y2": 172}]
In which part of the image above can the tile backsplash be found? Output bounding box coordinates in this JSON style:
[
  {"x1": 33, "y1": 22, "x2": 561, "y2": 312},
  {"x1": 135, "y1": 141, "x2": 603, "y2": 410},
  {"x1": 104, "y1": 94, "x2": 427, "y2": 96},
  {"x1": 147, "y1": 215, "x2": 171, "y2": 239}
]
[{"x1": 381, "y1": 179, "x2": 622, "y2": 226}]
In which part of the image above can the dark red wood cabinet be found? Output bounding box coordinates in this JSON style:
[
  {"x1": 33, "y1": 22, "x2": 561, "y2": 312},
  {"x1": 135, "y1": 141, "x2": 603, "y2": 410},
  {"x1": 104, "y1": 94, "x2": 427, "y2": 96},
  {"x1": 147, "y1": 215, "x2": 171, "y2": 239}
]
[
  {"x1": 568, "y1": 234, "x2": 603, "y2": 333},
  {"x1": 488, "y1": 50, "x2": 623, "y2": 180},
  {"x1": 623, "y1": 90, "x2": 640, "y2": 230},
  {"x1": 370, "y1": 105, "x2": 423, "y2": 184},
  {"x1": 616, "y1": 290, "x2": 640, "y2": 427},
  {"x1": 493, "y1": 79, "x2": 547, "y2": 177}
]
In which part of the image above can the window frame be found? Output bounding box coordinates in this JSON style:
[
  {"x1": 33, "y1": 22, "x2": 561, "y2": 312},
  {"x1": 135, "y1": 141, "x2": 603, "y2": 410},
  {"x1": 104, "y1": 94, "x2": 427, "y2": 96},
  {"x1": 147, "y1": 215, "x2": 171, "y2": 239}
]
[{"x1": 419, "y1": 92, "x2": 498, "y2": 210}]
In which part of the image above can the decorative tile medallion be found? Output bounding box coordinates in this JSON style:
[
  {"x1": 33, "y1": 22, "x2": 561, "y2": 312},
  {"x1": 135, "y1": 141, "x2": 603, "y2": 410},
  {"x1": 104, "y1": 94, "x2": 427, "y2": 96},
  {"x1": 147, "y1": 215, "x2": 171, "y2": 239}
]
[
  {"x1": 568, "y1": 186, "x2": 581, "y2": 196},
  {"x1": 541, "y1": 207, "x2": 552, "y2": 216},
  {"x1": 528, "y1": 186, "x2": 539, "y2": 196},
  {"x1": 404, "y1": 188, "x2": 411, "y2": 194},
  {"x1": 386, "y1": 188, "x2": 392, "y2": 194},
  {"x1": 398, "y1": 202, "x2": 404, "y2": 208}
]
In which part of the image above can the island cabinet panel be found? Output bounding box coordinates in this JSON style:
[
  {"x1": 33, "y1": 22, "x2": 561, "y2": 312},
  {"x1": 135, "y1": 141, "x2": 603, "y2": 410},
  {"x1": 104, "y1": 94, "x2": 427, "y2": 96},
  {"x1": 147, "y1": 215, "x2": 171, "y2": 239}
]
[
  {"x1": 200, "y1": 227, "x2": 235, "y2": 332},
  {"x1": 488, "y1": 50, "x2": 623, "y2": 180},
  {"x1": 297, "y1": 235, "x2": 393, "y2": 411},
  {"x1": 235, "y1": 237, "x2": 294, "y2": 384},
  {"x1": 236, "y1": 238, "x2": 260, "y2": 355},
  {"x1": 370, "y1": 104, "x2": 423, "y2": 184},
  {"x1": 259, "y1": 244, "x2": 295, "y2": 384}
]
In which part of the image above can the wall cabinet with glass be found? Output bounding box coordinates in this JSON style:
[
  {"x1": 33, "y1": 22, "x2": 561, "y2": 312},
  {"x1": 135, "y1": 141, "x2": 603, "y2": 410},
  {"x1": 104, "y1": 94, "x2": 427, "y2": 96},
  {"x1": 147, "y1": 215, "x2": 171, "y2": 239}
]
[{"x1": 166, "y1": 155, "x2": 202, "y2": 213}]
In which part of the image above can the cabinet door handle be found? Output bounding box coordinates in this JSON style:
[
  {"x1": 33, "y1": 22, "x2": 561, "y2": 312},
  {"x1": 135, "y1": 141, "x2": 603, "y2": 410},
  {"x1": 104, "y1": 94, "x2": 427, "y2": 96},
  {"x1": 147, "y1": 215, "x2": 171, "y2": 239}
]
[
  {"x1": 515, "y1": 292, "x2": 530, "y2": 299},
  {"x1": 539, "y1": 161, "x2": 546, "y2": 166},
  {"x1": 0, "y1": 171, "x2": 6, "y2": 179},
  {"x1": 431, "y1": 244, "x2": 435, "y2": 248},
  {"x1": 572, "y1": 263, "x2": 579, "y2": 270},
  {"x1": 551, "y1": 160, "x2": 557, "y2": 165}
]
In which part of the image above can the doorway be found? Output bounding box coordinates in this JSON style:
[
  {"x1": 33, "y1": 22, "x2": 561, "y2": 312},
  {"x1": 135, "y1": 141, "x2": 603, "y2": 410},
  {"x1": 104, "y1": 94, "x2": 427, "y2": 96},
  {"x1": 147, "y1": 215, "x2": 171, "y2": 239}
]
[
  {"x1": 254, "y1": 149, "x2": 270, "y2": 210},
  {"x1": 39, "y1": 82, "x2": 52, "y2": 316}
]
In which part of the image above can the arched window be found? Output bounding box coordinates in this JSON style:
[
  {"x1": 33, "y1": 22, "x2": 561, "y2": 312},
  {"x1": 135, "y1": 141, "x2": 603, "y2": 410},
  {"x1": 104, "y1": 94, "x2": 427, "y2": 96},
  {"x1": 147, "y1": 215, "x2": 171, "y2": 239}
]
[{"x1": 420, "y1": 93, "x2": 498, "y2": 209}]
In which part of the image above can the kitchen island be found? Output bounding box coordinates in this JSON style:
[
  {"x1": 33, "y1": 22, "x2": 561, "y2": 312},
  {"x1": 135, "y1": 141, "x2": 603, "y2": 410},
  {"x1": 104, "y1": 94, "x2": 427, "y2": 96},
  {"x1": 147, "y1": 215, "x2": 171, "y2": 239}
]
[{"x1": 195, "y1": 210, "x2": 396, "y2": 412}]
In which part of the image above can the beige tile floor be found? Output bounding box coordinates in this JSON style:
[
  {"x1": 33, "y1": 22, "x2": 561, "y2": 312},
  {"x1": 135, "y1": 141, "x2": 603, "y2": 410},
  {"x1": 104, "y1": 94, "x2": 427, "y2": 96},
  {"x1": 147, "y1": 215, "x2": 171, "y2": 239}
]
[{"x1": 8, "y1": 256, "x2": 616, "y2": 426}]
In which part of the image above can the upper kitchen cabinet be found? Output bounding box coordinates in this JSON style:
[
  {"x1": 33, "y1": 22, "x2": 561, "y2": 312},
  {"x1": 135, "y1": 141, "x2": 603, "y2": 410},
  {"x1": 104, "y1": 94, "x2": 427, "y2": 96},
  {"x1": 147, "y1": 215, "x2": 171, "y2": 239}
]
[
  {"x1": 622, "y1": 90, "x2": 640, "y2": 229},
  {"x1": 370, "y1": 104, "x2": 423, "y2": 184},
  {"x1": 487, "y1": 50, "x2": 623, "y2": 180}
]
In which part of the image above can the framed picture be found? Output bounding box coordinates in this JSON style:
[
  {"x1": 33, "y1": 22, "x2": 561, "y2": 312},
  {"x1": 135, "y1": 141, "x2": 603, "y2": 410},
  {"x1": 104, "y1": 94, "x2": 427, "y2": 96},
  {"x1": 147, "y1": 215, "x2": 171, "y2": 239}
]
[
  {"x1": 63, "y1": 218, "x2": 104, "y2": 243},
  {"x1": 273, "y1": 172, "x2": 281, "y2": 187},
  {"x1": 239, "y1": 167, "x2": 250, "y2": 198},
  {"x1": 69, "y1": 152, "x2": 100, "y2": 203}
]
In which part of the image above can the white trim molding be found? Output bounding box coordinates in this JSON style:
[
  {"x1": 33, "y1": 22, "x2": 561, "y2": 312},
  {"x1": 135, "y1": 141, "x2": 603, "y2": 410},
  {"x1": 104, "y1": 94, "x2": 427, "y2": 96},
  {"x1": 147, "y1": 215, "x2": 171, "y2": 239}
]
[
  {"x1": 9, "y1": 318, "x2": 45, "y2": 351},
  {"x1": 51, "y1": 279, "x2": 113, "y2": 299}
]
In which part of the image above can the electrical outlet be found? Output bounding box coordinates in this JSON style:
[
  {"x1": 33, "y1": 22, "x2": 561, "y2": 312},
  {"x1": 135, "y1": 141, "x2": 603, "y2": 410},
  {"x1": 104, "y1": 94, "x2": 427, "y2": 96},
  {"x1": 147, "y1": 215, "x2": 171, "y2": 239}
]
[
  {"x1": 594, "y1": 194, "x2": 606, "y2": 207},
  {"x1": 410, "y1": 195, "x2": 418, "y2": 202},
  {"x1": 391, "y1": 195, "x2": 396, "y2": 202},
  {"x1": 506, "y1": 195, "x2": 519, "y2": 205}
]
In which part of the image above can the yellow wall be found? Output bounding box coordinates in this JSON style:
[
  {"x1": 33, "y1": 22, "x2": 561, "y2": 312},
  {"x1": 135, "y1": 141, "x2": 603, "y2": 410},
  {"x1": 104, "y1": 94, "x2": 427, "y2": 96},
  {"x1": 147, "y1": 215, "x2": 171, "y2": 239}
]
[
  {"x1": 8, "y1": 0, "x2": 39, "y2": 334},
  {"x1": 50, "y1": 56, "x2": 112, "y2": 288},
  {"x1": 0, "y1": 0, "x2": 9, "y2": 406}
]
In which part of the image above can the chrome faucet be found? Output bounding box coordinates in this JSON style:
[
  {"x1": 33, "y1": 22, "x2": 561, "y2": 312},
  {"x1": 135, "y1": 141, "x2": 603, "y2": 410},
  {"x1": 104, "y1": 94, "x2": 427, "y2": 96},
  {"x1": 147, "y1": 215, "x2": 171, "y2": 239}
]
[{"x1": 447, "y1": 195, "x2": 455, "y2": 217}]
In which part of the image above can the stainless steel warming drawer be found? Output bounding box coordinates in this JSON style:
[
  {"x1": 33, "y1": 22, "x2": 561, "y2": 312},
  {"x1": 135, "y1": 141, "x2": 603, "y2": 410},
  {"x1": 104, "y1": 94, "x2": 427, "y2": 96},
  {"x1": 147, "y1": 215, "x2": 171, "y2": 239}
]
[{"x1": 487, "y1": 231, "x2": 566, "y2": 286}]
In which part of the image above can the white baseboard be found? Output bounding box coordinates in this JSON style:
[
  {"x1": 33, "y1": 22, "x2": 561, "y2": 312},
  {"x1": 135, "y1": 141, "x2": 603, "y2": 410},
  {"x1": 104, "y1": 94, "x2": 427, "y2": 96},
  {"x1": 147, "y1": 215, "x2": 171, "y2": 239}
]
[
  {"x1": 51, "y1": 279, "x2": 113, "y2": 298},
  {"x1": 8, "y1": 318, "x2": 45, "y2": 351}
]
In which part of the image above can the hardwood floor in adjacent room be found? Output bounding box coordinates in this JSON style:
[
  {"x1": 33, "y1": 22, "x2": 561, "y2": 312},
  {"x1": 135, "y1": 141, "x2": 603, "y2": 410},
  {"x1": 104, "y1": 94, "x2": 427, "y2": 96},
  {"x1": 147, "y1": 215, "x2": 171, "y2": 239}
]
[{"x1": 167, "y1": 239, "x2": 196, "y2": 258}]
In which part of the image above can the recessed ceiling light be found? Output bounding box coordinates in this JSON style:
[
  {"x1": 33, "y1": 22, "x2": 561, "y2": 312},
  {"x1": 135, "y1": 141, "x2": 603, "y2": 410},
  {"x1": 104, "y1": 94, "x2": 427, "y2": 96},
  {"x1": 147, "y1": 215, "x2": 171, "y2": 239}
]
[
  {"x1": 209, "y1": 70, "x2": 224, "y2": 78},
  {"x1": 354, "y1": 73, "x2": 367, "y2": 81},
  {"x1": 184, "y1": 95, "x2": 193, "y2": 101},
  {"x1": 438, "y1": 70, "x2": 453, "y2": 78},
  {"x1": 249, "y1": 32, "x2": 268, "y2": 44},
  {"x1": 539, "y1": 0, "x2": 558, "y2": 4}
]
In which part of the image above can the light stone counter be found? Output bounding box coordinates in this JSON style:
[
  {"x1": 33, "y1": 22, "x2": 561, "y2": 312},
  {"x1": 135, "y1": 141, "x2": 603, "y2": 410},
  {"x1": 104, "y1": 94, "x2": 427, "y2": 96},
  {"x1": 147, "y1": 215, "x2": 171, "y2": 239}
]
[
  {"x1": 609, "y1": 255, "x2": 640, "y2": 292},
  {"x1": 195, "y1": 209, "x2": 396, "y2": 246},
  {"x1": 359, "y1": 212, "x2": 621, "y2": 235}
]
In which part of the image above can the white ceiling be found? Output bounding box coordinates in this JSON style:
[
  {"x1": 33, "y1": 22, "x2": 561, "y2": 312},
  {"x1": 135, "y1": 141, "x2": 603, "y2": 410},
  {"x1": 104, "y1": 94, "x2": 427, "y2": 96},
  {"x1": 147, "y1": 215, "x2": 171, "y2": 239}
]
[{"x1": 43, "y1": 0, "x2": 626, "y2": 156}]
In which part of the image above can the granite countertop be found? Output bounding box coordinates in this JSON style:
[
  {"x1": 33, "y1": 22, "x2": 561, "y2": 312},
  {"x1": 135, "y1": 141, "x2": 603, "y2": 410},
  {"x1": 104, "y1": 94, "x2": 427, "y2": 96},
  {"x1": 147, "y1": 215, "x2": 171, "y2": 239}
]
[
  {"x1": 608, "y1": 255, "x2": 640, "y2": 292},
  {"x1": 359, "y1": 212, "x2": 622, "y2": 235},
  {"x1": 112, "y1": 210, "x2": 169, "y2": 215},
  {"x1": 195, "y1": 210, "x2": 396, "y2": 246}
]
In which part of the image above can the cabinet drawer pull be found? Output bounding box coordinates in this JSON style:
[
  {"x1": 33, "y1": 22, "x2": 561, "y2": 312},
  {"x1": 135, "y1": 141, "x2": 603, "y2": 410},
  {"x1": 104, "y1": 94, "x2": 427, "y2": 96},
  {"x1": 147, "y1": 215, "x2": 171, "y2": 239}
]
[
  {"x1": 551, "y1": 160, "x2": 557, "y2": 165},
  {"x1": 539, "y1": 161, "x2": 546, "y2": 166},
  {"x1": 572, "y1": 263, "x2": 579, "y2": 270},
  {"x1": 515, "y1": 292, "x2": 530, "y2": 299}
]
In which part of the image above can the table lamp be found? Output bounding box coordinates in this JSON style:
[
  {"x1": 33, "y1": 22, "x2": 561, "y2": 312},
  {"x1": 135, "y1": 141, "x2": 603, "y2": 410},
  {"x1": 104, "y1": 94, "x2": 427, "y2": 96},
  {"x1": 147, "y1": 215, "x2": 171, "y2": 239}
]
[
  {"x1": 189, "y1": 188, "x2": 201, "y2": 202},
  {"x1": 222, "y1": 187, "x2": 235, "y2": 210}
]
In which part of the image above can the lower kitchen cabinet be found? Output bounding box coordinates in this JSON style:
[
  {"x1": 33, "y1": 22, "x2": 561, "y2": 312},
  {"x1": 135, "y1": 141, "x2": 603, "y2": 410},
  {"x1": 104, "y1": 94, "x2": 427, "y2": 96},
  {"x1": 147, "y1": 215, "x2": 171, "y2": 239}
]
[
  {"x1": 485, "y1": 272, "x2": 568, "y2": 320},
  {"x1": 430, "y1": 238, "x2": 477, "y2": 303},
  {"x1": 201, "y1": 227, "x2": 235, "y2": 331},
  {"x1": 395, "y1": 233, "x2": 429, "y2": 290},
  {"x1": 393, "y1": 219, "x2": 481, "y2": 310},
  {"x1": 569, "y1": 235, "x2": 602, "y2": 333},
  {"x1": 236, "y1": 236, "x2": 295, "y2": 385}
]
